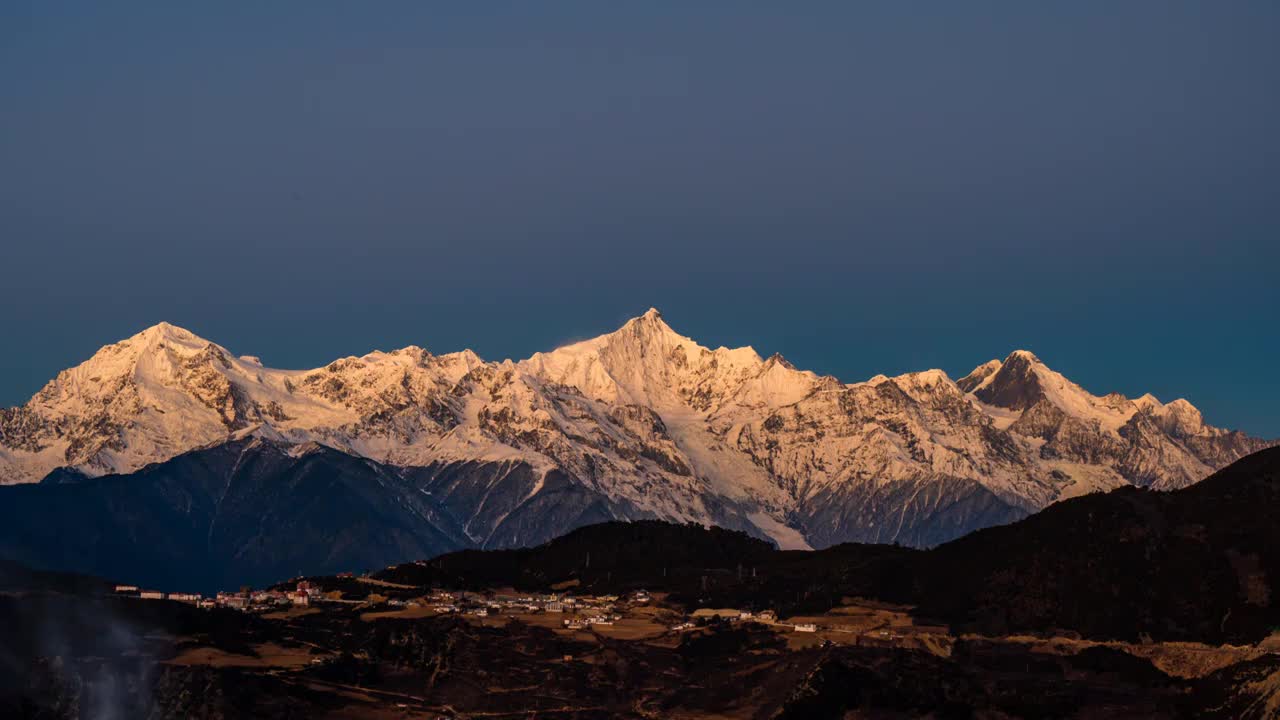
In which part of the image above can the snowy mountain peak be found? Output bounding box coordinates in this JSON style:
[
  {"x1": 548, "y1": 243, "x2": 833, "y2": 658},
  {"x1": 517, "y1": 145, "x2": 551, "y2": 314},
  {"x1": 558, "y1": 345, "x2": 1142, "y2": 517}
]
[
  {"x1": 127, "y1": 321, "x2": 209, "y2": 348},
  {"x1": 524, "y1": 310, "x2": 716, "y2": 406},
  {"x1": 1006, "y1": 349, "x2": 1042, "y2": 364},
  {"x1": 967, "y1": 349, "x2": 1152, "y2": 432},
  {"x1": 1155, "y1": 398, "x2": 1206, "y2": 437},
  {"x1": 969, "y1": 351, "x2": 1049, "y2": 411},
  {"x1": 615, "y1": 307, "x2": 683, "y2": 342},
  {"x1": 133, "y1": 320, "x2": 182, "y2": 338},
  {"x1": 1134, "y1": 392, "x2": 1163, "y2": 411},
  {"x1": 447, "y1": 348, "x2": 483, "y2": 365},
  {"x1": 899, "y1": 368, "x2": 954, "y2": 387},
  {"x1": 956, "y1": 359, "x2": 1003, "y2": 393},
  {"x1": 36, "y1": 322, "x2": 230, "y2": 403},
  {"x1": 763, "y1": 352, "x2": 794, "y2": 370}
]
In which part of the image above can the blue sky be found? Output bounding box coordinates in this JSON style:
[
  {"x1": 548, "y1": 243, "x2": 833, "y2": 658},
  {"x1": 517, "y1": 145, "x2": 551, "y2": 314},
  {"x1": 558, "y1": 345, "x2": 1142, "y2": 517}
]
[{"x1": 1, "y1": 2, "x2": 1277, "y2": 436}]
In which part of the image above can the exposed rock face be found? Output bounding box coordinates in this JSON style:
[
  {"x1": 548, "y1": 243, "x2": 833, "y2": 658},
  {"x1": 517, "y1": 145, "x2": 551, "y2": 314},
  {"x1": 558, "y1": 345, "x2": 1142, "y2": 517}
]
[
  {"x1": 0, "y1": 311, "x2": 1272, "y2": 550},
  {"x1": 970, "y1": 350, "x2": 1048, "y2": 410}
]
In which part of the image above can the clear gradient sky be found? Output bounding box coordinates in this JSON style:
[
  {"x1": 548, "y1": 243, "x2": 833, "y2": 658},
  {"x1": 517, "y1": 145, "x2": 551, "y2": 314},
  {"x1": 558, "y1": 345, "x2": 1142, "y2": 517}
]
[{"x1": 2, "y1": 2, "x2": 1277, "y2": 436}]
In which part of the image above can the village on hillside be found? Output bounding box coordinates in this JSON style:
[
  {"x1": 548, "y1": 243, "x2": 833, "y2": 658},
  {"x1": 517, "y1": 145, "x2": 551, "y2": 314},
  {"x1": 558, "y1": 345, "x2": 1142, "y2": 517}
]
[{"x1": 111, "y1": 572, "x2": 920, "y2": 647}]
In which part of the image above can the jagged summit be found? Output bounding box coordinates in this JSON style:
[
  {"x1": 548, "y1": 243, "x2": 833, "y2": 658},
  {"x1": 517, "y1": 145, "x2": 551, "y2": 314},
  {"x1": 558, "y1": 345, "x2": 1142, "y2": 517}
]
[
  {"x1": 614, "y1": 306, "x2": 671, "y2": 331},
  {"x1": 132, "y1": 320, "x2": 186, "y2": 337},
  {"x1": 90, "y1": 320, "x2": 215, "y2": 364},
  {"x1": 956, "y1": 358, "x2": 1003, "y2": 393},
  {"x1": 957, "y1": 351, "x2": 1043, "y2": 394},
  {"x1": 763, "y1": 352, "x2": 794, "y2": 370},
  {"x1": 1, "y1": 313, "x2": 1272, "y2": 551},
  {"x1": 1134, "y1": 392, "x2": 1163, "y2": 410},
  {"x1": 1006, "y1": 349, "x2": 1041, "y2": 363},
  {"x1": 963, "y1": 349, "x2": 1210, "y2": 434},
  {"x1": 614, "y1": 306, "x2": 686, "y2": 342},
  {"x1": 521, "y1": 309, "x2": 772, "y2": 409},
  {"x1": 969, "y1": 350, "x2": 1049, "y2": 411},
  {"x1": 124, "y1": 320, "x2": 211, "y2": 348}
]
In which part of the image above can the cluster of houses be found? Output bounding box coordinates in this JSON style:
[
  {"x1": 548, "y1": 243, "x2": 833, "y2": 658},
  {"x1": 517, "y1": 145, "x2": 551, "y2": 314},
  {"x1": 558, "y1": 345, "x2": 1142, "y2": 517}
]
[
  {"x1": 115, "y1": 580, "x2": 826, "y2": 635},
  {"x1": 563, "y1": 614, "x2": 619, "y2": 629},
  {"x1": 671, "y1": 608, "x2": 815, "y2": 633},
  {"x1": 420, "y1": 588, "x2": 644, "y2": 621},
  {"x1": 214, "y1": 581, "x2": 323, "y2": 610},
  {"x1": 415, "y1": 588, "x2": 825, "y2": 635},
  {"x1": 447, "y1": 590, "x2": 650, "y2": 629},
  {"x1": 114, "y1": 581, "x2": 323, "y2": 612},
  {"x1": 115, "y1": 585, "x2": 208, "y2": 605}
]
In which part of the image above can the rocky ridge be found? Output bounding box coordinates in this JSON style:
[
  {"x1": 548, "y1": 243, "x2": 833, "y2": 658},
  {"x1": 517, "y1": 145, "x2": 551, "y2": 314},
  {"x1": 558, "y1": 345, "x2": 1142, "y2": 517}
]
[{"x1": 0, "y1": 310, "x2": 1270, "y2": 549}]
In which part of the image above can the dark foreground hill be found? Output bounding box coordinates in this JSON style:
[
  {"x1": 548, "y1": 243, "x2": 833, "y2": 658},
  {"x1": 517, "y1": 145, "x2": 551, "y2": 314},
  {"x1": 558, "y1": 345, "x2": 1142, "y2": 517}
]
[
  {"x1": 3, "y1": 566, "x2": 1280, "y2": 719},
  {"x1": 368, "y1": 446, "x2": 1280, "y2": 644},
  {"x1": 0, "y1": 438, "x2": 471, "y2": 593},
  {"x1": 366, "y1": 519, "x2": 917, "y2": 614},
  {"x1": 907, "y1": 445, "x2": 1280, "y2": 643}
]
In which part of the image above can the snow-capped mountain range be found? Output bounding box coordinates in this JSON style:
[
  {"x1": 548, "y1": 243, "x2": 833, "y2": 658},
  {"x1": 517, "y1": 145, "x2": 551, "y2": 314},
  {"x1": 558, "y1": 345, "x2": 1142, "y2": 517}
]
[{"x1": 0, "y1": 310, "x2": 1270, "y2": 549}]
